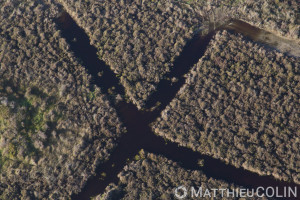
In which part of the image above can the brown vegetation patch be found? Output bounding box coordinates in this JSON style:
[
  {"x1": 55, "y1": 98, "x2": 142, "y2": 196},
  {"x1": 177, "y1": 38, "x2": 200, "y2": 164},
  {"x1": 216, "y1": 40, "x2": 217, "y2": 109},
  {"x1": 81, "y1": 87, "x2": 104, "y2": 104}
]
[
  {"x1": 56, "y1": 0, "x2": 203, "y2": 109},
  {"x1": 93, "y1": 152, "x2": 266, "y2": 200},
  {"x1": 0, "y1": 1, "x2": 125, "y2": 199},
  {"x1": 153, "y1": 30, "x2": 300, "y2": 184}
]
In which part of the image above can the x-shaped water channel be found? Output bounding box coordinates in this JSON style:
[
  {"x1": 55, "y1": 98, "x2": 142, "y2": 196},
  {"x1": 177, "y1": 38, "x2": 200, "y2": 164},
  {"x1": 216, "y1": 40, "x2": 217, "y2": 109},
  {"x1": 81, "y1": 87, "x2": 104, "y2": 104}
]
[{"x1": 56, "y1": 11, "x2": 299, "y2": 200}]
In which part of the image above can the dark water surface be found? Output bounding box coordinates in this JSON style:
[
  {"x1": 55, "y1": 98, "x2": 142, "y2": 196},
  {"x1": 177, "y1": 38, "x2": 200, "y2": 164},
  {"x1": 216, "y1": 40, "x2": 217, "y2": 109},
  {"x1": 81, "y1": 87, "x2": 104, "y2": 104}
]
[{"x1": 56, "y1": 12, "x2": 299, "y2": 200}]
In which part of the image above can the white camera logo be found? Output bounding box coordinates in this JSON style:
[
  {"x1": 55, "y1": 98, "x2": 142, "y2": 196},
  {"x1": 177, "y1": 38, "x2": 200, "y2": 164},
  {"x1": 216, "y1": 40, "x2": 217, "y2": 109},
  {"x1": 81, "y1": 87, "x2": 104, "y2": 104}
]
[{"x1": 175, "y1": 186, "x2": 188, "y2": 199}]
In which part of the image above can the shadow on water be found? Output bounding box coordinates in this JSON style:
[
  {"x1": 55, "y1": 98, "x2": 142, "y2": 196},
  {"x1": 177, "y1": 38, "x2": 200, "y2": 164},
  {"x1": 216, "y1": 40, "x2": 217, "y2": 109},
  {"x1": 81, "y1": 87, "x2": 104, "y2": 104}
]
[
  {"x1": 146, "y1": 19, "x2": 299, "y2": 110},
  {"x1": 74, "y1": 101, "x2": 300, "y2": 200},
  {"x1": 56, "y1": 12, "x2": 300, "y2": 200},
  {"x1": 145, "y1": 31, "x2": 216, "y2": 112},
  {"x1": 56, "y1": 12, "x2": 124, "y2": 95}
]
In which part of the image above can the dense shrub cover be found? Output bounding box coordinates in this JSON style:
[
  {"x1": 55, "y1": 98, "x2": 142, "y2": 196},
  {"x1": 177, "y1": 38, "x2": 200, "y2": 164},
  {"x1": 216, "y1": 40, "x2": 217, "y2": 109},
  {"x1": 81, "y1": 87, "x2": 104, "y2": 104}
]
[
  {"x1": 0, "y1": 1, "x2": 125, "y2": 199},
  {"x1": 56, "y1": 0, "x2": 204, "y2": 109},
  {"x1": 94, "y1": 152, "x2": 265, "y2": 200},
  {"x1": 0, "y1": 0, "x2": 298, "y2": 198},
  {"x1": 197, "y1": 0, "x2": 299, "y2": 40},
  {"x1": 153, "y1": 30, "x2": 300, "y2": 184},
  {"x1": 94, "y1": 151, "x2": 265, "y2": 200},
  {"x1": 56, "y1": 0, "x2": 298, "y2": 109}
]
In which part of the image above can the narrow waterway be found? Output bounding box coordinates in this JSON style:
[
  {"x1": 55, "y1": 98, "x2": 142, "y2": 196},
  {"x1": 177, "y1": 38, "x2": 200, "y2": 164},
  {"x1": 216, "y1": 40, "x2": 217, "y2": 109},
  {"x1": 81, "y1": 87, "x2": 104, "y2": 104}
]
[
  {"x1": 226, "y1": 19, "x2": 300, "y2": 57},
  {"x1": 56, "y1": 11, "x2": 300, "y2": 200},
  {"x1": 56, "y1": 12, "x2": 124, "y2": 95},
  {"x1": 146, "y1": 19, "x2": 299, "y2": 110}
]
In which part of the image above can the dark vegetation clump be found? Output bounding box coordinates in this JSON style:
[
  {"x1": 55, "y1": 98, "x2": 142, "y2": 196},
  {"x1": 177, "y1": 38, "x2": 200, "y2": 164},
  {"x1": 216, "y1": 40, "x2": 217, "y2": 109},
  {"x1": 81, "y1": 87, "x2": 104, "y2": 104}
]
[
  {"x1": 94, "y1": 151, "x2": 265, "y2": 200},
  {"x1": 0, "y1": 0, "x2": 125, "y2": 199},
  {"x1": 153, "y1": 30, "x2": 300, "y2": 184}
]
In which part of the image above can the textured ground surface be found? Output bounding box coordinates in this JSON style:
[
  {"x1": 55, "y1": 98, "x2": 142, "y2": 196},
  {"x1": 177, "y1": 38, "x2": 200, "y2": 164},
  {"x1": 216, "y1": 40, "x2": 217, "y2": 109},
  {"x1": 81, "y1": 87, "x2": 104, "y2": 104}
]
[
  {"x1": 0, "y1": 1, "x2": 125, "y2": 199},
  {"x1": 0, "y1": 0, "x2": 299, "y2": 199},
  {"x1": 56, "y1": 0, "x2": 299, "y2": 108},
  {"x1": 93, "y1": 152, "x2": 265, "y2": 200},
  {"x1": 152, "y1": 30, "x2": 300, "y2": 184},
  {"x1": 56, "y1": 0, "x2": 205, "y2": 109},
  {"x1": 201, "y1": 0, "x2": 299, "y2": 39}
]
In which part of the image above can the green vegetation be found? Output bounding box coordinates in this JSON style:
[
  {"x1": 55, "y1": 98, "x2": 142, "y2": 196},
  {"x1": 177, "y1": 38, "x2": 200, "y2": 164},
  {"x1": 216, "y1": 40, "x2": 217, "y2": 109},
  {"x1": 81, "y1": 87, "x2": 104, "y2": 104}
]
[
  {"x1": 87, "y1": 88, "x2": 97, "y2": 101},
  {"x1": 134, "y1": 150, "x2": 146, "y2": 161},
  {"x1": 0, "y1": 0, "x2": 298, "y2": 198},
  {"x1": 0, "y1": 105, "x2": 10, "y2": 131},
  {"x1": 0, "y1": 150, "x2": 6, "y2": 169},
  {"x1": 0, "y1": 82, "x2": 61, "y2": 169},
  {"x1": 222, "y1": 0, "x2": 245, "y2": 6},
  {"x1": 0, "y1": 0, "x2": 125, "y2": 198}
]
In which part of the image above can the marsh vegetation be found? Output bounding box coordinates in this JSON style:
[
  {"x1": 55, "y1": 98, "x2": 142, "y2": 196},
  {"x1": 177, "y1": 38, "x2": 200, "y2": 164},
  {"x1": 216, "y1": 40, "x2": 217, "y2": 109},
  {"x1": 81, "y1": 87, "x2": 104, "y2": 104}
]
[
  {"x1": 0, "y1": 0, "x2": 298, "y2": 199},
  {"x1": 153, "y1": 30, "x2": 300, "y2": 185},
  {"x1": 0, "y1": 1, "x2": 125, "y2": 199}
]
